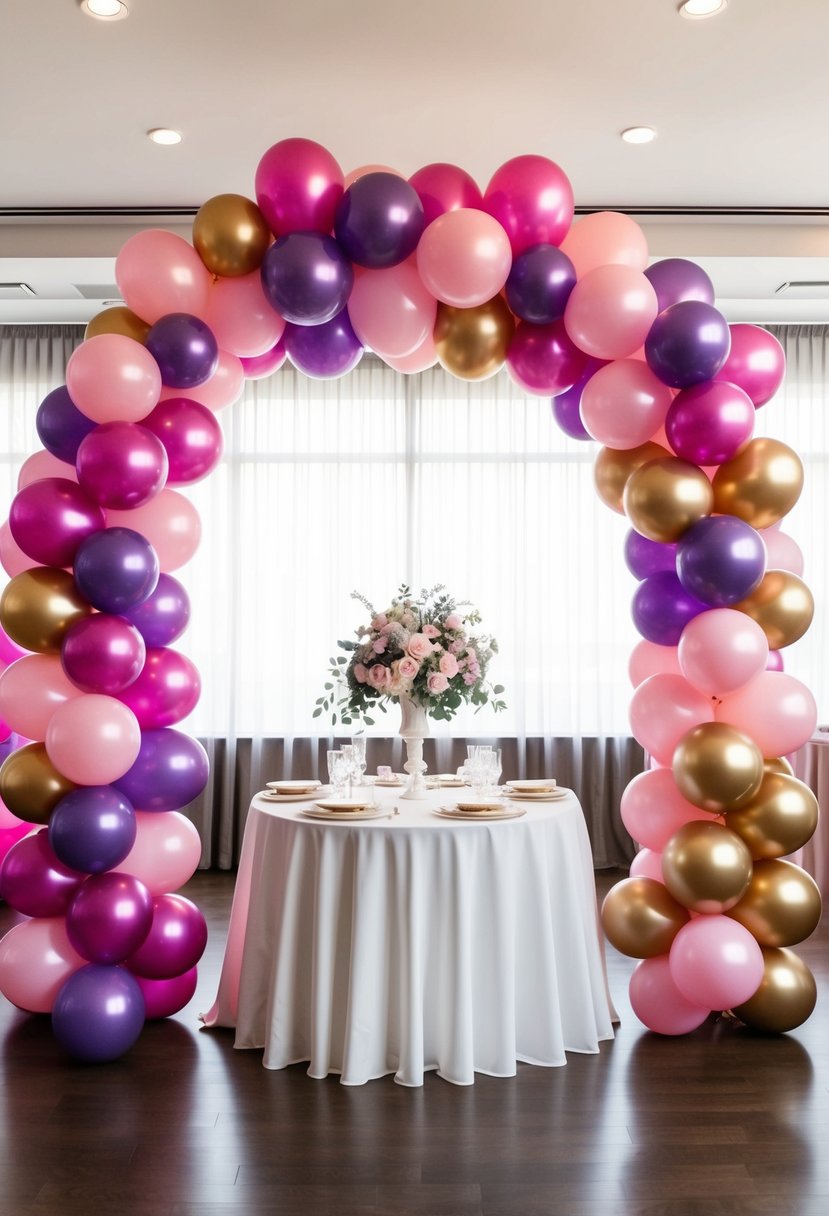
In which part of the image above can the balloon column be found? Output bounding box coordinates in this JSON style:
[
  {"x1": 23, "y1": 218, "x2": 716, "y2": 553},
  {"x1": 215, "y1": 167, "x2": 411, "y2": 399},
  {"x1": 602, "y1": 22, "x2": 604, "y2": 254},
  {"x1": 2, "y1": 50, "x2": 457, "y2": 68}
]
[{"x1": 0, "y1": 137, "x2": 817, "y2": 1055}]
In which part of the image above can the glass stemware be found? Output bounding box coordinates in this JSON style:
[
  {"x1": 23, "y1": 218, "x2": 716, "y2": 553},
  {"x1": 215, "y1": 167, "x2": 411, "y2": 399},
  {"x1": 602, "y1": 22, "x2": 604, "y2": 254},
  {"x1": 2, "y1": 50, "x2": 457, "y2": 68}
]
[
  {"x1": 327, "y1": 749, "x2": 349, "y2": 798},
  {"x1": 350, "y1": 736, "x2": 367, "y2": 786}
]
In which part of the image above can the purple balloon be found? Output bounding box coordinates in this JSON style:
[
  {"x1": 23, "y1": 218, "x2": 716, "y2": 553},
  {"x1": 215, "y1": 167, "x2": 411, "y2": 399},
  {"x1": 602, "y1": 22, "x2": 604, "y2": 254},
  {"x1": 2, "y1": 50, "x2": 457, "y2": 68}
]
[
  {"x1": 624, "y1": 530, "x2": 679, "y2": 580},
  {"x1": 284, "y1": 311, "x2": 363, "y2": 380},
  {"x1": 61, "y1": 613, "x2": 146, "y2": 694},
  {"x1": 116, "y1": 646, "x2": 201, "y2": 728},
  {"x1": 632, "y1": 571, "x2": 708, "y2": 646},
  {"x1": 505, "y1": 244, "x2": 576, "y2": 324},
  {"x1": 0, "y1": 828, "x2": 84, "y2": 917},
  {"x1": 550, "y1": 357, "x2": 607, "y2": 440},
  {"x1": 260, "y1": 233, "x2": 353, "y2": 326},
  {"x1": 507, "y1": 318, "x2": 588, "y2": 395},
  {"x1": 121, "y1": 572, "x2": 191, "y2": 647},
  {"x1": 134, "y1": 966, "x2": 198, "y2": 1020},
  {"x1": 48, "y1": 786, "x2": 137, "y2": 875},
  {"x1": 334, "y1": 173, "x2": 425, "y2": 269},
  {"x1": 36, "y1": 385, "x2": 97, "y2": 463},
  {"x1": 645, "y1": 300, "x2": 731, "y2": 389},
  {"x1": 9, "y1": 477, "x2": 105, "y2": 567},
  {"x1": 141, "y1": 397, "x2": 224, "y2": 485},
  {"x1": 127, "y1": 893, "x2": 207, "y2": 979},
  {"x1": 74, "y1": 527, "x2": 159, "y2": 614},
  {"x1": 114, "y1": 728, "x2": 209, "y2": 813},
  {"x1": 67, "y1": 871, "x2": 153, "y2": 965},
  {"x1": 408, "y1": 162, "x2": 483, "y2": 227},
  {"x1": 665, "y1": 380, "x2": 755, "y2": 467},
  {"x1": 52, "y1": 964, "x2": 145, "y2": 1062},
  {"x1": 146, "y1": 313, "x2": 219, "y2": 389},
  {"x1": 644, "y1": 259, "x2": 715, "y2": 313},
  {"x1": 76, "y1": 422, "x2": 168, "y2": 510},
  {"x1": 676, "y1": 515, "x2": 766, "y2": 607}
]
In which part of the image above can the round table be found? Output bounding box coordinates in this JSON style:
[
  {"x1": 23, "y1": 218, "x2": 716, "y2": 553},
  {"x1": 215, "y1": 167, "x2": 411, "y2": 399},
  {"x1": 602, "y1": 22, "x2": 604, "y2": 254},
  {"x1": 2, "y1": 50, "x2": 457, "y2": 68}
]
[{"x1": 202, "y1": 785, "x2": 616, "y2": 1086}]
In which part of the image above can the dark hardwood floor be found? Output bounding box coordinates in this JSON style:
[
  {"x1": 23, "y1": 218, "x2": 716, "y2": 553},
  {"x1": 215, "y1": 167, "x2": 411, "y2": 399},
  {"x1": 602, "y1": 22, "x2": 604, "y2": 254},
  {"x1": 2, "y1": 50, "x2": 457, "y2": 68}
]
[{"x1": 1, "y1": 869, "x2": 827, "y2": 1216}]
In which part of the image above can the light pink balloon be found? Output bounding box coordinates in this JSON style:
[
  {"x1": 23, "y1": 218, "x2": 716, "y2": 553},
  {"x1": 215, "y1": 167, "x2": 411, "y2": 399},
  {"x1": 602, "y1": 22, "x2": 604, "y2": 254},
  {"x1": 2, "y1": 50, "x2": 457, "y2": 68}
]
[
  {"x1": 0, "y1": 654, "x2": 84, "y2": 740},
  {"x1": 678, "y1": 608, "x2": 769, "y2": 698},
  {"x1": 628, "y1": 640, "x2": 682, "y2": 687},
  {"x1": 119, "y1": 810, "x2": 202, "y2": 895},
  {"x1": 45, "y1": 694, "x2": 141, "y2": 785},
  {"x1": 629, "y1": 673, "x2": 716, "y2": 766},
  {"x1": 161, "y1": 349, "x2": 244, "y2": 411},
  {"x1": 416, "y1": 209, "x2": 513, "y2": 308},
  {"x1": 669, "y1": 915, "x2": 764, "y2": 1010},
  {"x1": 383, "y1": 330, "x2": 439, "y2": 374},
  {"x1": 630, "y1": 955, "x2": 710, "y2": 1035},
  {"x1": 560, "y1": 211, "x2": 649, "y2": 278},
  {"x1": 106, "y1": 488, "x2": 201, "y2": 572},
  {"x1": 66, "y1": 334, "x2": 162, "y2": 424},
  {"x1": 0, "y1": 795, "x2": 27, "y2": 831},
  {"x1": 115, "y1": 229, "x2": 212, "y2": 324},
  {"x1": 621, "y1": 768, "x2": 712, "y2": 852},
  {"x1": 17, "y1": 449, "x2": 77, "y2": 488},
  {"x1": 629, "y1": 848, "x2": 666, "y2": 884},
  {"x1": 206, "y1": 271, "x2": 286, "y2": 358},
  {"x1": 343, "y1": 164, "x2": 403, "y2": 188},
  {"x1": 0, "y1": 915, "x2": 86, "y2": 1013},
  {"x1": 347, "y1": 260, "x2": 437, "y2": 358},
  {"x1": 564, "y1": 265, "x2": 659, "y2": 360},
  {"x1": 0, "y1": 519, "x2": 39, "y2": 578},
  {"x1": 761, "y1": 528, "x2": 804, "y2": 576},
  {"x1": 580, "y1": 358, "x2": 673, "y2": 449},
  {"x1": 716, "y1": 671, "x2": 818, "y2": 757}
]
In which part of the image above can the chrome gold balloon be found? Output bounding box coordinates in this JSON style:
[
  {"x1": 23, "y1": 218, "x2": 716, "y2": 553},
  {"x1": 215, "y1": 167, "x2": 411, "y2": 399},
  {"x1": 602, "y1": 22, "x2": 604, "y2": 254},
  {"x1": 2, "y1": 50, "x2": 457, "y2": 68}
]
[
  {"x1": 0, "y1": 742, "x2": 77, "y2": 824},
  {"x1": 593, "y1": 441, "x2": 667, "y2": 515},
  {"x1": 623, "y1": 456, "x2": 714, "y2": 542},
  {"x1": 0, "y1": 567, "x2": 93, "y2": 653},
  {"x1": 600, "y1": 876, "x2": 690, "y2": 958},
  {"x1": 764, "y1": 756, "x2": 794, "y2": 777},
  {"x1": 712, "y1": 438, "x2": 803, "y2": 529},
  {"x1": 85, "y1": 306, "x2": 150, "y2": 344},
  {"x1": 193, "y1": 193, "x2": 272, "y2": 278},
  {"x1": 732, "y1": 946, "x2": 817, "y2": 1033},
  {"x1": 434, "y1": 297, "x2": 514, "y2": 381},
  {"x1": 726, "y1": 772, "x2": 819, "y2": 859},
  {"x1": 733, "y1": 570, "x2": 814, "y2": 650},
  {"x1": 673, "y1": 722, "x2": 764, "y2": 814},
  {"x1": 727, "y1": 859, "x2": 822, "y2": 947},
  {"x1": 662, "y1": 821, "x2": 753, "y2": 913}
]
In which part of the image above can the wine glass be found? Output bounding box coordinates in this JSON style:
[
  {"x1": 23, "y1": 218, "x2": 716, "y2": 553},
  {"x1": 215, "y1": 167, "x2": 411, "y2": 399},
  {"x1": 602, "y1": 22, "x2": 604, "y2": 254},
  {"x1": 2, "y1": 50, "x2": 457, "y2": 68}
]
[
  {"x1": 340, "y1": 745, "x2": 355, "y2": 798},
  {"x1": 327, "y1": 749, "x2": 349, "y2": 798},
  {"x1": 350, "y1": 736, "x2": 367, "y2": 786}
]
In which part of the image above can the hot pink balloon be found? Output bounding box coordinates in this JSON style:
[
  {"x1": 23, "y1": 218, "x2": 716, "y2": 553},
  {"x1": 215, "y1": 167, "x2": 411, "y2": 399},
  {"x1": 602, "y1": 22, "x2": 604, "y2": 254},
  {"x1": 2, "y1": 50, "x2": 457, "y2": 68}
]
[
  {"x1": 564, "y1": 265, "x2": 659, "y2": 360},
  {"x1": 76, "y1": 421, "x2": 169, "y2": 509},
  {"x1": 161, "y1": 348, "x2": 244, "y2": 411},
  {"x1": 0, "y1": 653, "x2": 84, "y2": 739},
  {"x1": 17, "y1": 448, "x2": 76, "y2": 488},
  {"x1": 0, "y1": 822, "x2": 32, "y2": 868},
  {"x1": 0, "y1": 915, "x2": 86, "y2": 1013},
  {"x1": 408, "y1": 162, "x2": 483, "y2": 227},
  {"x1": 621, "y1": 768, "x2": 711, "y2": 852},
  {"x1": 715, "y1": 324, "x2": 785, "y2": 408},
  {"x1": 240, "y1": 340, "x2": 287, "y2": 380},
  {"x1": 118, "y1": 810, "x2": 202, "y2": 895},
  {"x1": 134, "y1": 966, "x2": 198, "y2": 1019},
  {"x1": 761, "y1": 528, "x2": 804, "y2": 576},
  {"x1": 669, "y1": 915, "x2": 764, "y2": 1010},
  {"x1": 126, "y1": 893, "x2": 207, "y2": 979},
  {"x1": 716, "y1": 671, "x2": 818, "y2": 757},
  {"x1": 142, "y1": 397, "x2": 224, "y2": 485},
  {"x1": 665, "y1": 380, "x2": 755, "y2": 466},
  {"x1": 629, "y1": 673, "x2": 716, "y2": 766},
  {"x1": 0, "y1": 519, "x2": 39, "y2": 578},
  {"x1": 416, "y1": 209, "x2": 513, "y2": 308},
  {"x1": 9, "y1": 477, "x2": 105, "y2": 567},
  {"x1": 66, "y1": 334, "x2": 162, "y2": 424},
  {"x1": 678, "y1": 608, "x2": 769, "y2": 698},
  {"x1": 255, "y1": 137, "x2": 344, "y2": 236},
  {"x1": 630, "y1": 955, "x2": 710, "y2": 1035},
  {"x1": 106, "y1": 488, "x2": 201, "y2": 572},
  {"x1": 115, "y1": 229, "x2": 212, "y2": 324},
  {"x1": 628, "y1": 641, "x2": 682, "y2": 688},
  {"x1": 116, "y1": 646, "x2": 201, "y2": 728},
  {"x1": 580, "y1": 358, "x2": 673, "y2": 448},
  {"x1": 206, "y1": 270, "x2": 286, "y2": 358},
  {"x1": 66, "y1": 871, "x2": 153, "y2": 965},
  {"x1": 347, "y1": 260, "x2": 437, "y2": 358},
  {"x1": 383, "y1": 330, "x2": 439, "y2": 374},
  {"x1": 560, "y1": 211, "x2": 649, "y2": 278},
  {"x1": 0, "y1": 624, "x2": 28, "y2": 667},
  {"x1": 0, "y1": 828, "x2": 85, "y2": 917},
  {"x1": 628, "y1": 848, "x2": 667, "y2": 884},
  {"x1": 506, "y1": 318, "x2": 588, "y2": 396},
  {"x1": 61, "y1": 614, "x2": 146, "y2": 696},
  {"x1": 45, "y1": 694, "x2": 141, "y2": 785},
  {"x1": 483, "y1": 154, "x2": 574, "y2": 254}
]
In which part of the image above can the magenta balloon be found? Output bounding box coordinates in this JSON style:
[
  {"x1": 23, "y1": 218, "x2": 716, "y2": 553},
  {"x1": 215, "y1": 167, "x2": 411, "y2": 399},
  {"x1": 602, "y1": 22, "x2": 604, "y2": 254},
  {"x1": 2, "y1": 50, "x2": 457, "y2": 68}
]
[
  {"x1": 255, "y1": 137, "x2": 344, "y2": 236},
  {"x1": 66, "y1": 871, "x2": 153, "y2": 965},
  {"x1": 506, "y1": 318, "x2": 588, "y2": 396},
  {"x1": 134, "y1": 966, "x2": 198, "y2": 1019},
  {"x1": 9, "y1": 477, "x2": 105, "y2": 566},
  {"x1": 715, "y1": 324, "x2": 785, "y2": 408},
  {"x1": 0, "y1": 828, "x2": 85, "y2": 917},
  {"x1": 61, "y1": 614, "x2": 146, "y2": 695},
  {"x1": 408, "y1": 162, "x2": 483, "y2": 226},
  {"x1": 483, "y1": 154, "x2": 574, "y2": 254},
  {"x1": 141, "y1": 396, "x2": 224, "y2": 484},
  {"x1": 665, "y1": 380, "x2": 755, "y2": 466},
  {"x1": 76, "y1": 421, "x2": 169, "y2": 509},
  {"x1": 126, "y1": 893, "x2": 207, "y2": 979},
  {"x1": 116, "y1": 646, "x2": 200, "y2": 728},
  {"x1": 240, "y1": 340, "x2": 287, "y2": 380}
]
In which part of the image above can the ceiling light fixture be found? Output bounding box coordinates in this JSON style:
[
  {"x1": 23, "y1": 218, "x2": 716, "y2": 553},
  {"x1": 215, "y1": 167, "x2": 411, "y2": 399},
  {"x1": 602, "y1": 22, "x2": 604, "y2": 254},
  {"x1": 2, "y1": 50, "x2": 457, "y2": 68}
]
[
  {"x1": 80, "y1": 0, "x2": 130, "y2": 19},
  {"x1": 147, "y1": 128, "x2": 183, "y2": 146},
  {"x1": 678, "y1": 0, "x2": 728, "y2": 19},
  {"x1": 621, "y1": 126, "x2": 657, "y2": 145}
]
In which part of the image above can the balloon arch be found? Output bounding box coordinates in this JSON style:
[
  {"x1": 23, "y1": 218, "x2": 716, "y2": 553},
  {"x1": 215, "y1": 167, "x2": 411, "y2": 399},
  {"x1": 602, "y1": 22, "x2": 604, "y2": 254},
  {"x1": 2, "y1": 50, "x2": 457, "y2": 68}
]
[{"x1": 0, "y1": 138, "x2": 820, "y2": 1060}]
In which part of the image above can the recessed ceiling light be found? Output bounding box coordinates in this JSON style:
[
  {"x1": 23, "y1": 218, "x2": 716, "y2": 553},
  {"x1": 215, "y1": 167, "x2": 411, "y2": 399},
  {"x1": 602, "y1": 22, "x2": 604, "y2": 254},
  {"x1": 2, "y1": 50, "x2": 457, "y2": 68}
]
[
  {"x1": 147, "y1": 128, "x2": 183, "y2": 146},
  {"x1": 80, "y1": 0, "x2": 130, "y2": 19},
  {"x1": 678, "y1": 0, "x2": 728, "y2": 19},
  {"x1": 621, "y1": 126, "x2": 657, "y2": 145}
]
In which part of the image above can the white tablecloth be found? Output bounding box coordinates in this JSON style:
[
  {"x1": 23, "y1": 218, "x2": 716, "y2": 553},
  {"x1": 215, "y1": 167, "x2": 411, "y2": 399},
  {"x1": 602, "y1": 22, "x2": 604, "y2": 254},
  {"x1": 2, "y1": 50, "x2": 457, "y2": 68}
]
[{"x1": 202, "y1": 786, "x2": 616, "y2": 1086}]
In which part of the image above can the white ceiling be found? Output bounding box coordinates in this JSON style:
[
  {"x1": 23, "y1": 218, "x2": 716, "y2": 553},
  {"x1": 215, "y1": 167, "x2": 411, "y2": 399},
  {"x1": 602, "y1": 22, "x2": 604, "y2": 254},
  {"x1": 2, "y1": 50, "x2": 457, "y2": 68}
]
[{"x1": 2, "y1": 0, "x2": 829, "y2": 324}]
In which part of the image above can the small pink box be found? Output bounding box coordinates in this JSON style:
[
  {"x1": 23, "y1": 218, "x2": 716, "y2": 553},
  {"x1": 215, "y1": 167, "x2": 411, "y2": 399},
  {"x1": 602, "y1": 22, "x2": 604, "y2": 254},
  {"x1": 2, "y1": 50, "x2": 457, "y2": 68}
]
[{"x1": 376, "y1": 765, "x2": 393, "y2": 780}]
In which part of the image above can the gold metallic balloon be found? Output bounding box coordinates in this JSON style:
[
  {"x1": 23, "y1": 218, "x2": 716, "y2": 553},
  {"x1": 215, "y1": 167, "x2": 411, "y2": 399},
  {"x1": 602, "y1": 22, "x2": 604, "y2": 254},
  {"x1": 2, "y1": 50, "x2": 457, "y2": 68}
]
[
  {"x1": 0, "y1": 742, "x2": 76, "y2": 824},
  {"x1": 661, "y1": 821, "x2": 753, "y2": 913},
  {"x1": 600, "y1": 876, "x2": 690, "y2": 958},
  {"x1": 623, "y1": 456, "x2": 714, "y2": 542},
  {"x1": 727, "y1": 859, "x2": 822, "y2": 947},
  {"x1": 673, "y1": 722, "x2": 764, "y2": 814},
  {"x1": 85, "y1": 305, "x2": 150, "y2": 344},
  {"x1": 434, "y1": 297, "x2": 514, "y2": 381},
  {"x1": 764, "y1": 756, "x2": 794, "y2": 777},
  {"x1": 712, "y1": 438, "x2": 804, "y2": 529},
  {"x1": 0, "y1": 567, "x2": 93, "y2": 653},
  {"x1": 732, "y1": 946, "x2": 817, "y2": 1033},
  {"x1": 726, "y1": 772, "x2": 819, "y2": 860},
  {"x1": 593, "y1": 441, "x2": 667, "y2": 515},
  {"x1": 193, "y1": 193, "x2": 272, "y2": 278},
  {"x1": 733, "y1": 570, "x2": 814, "y2": 650}
]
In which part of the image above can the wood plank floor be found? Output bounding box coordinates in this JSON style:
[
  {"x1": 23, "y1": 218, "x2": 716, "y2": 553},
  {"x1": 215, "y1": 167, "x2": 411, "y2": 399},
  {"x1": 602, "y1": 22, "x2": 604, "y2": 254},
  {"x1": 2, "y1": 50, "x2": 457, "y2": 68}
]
[{"x1": 1, "y1": 869, "x2": 827, "y2": 1216}]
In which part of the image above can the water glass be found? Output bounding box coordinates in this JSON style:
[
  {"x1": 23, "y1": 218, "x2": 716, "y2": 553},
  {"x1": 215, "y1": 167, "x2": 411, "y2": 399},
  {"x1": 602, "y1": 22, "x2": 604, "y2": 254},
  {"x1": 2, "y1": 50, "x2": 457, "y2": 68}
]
[
  {"x1": 327, "y1": 749, "x2": 349, "y2": 797},
  {"x1": 350, "y1": 736, "x2": 367, "y2": 786}
]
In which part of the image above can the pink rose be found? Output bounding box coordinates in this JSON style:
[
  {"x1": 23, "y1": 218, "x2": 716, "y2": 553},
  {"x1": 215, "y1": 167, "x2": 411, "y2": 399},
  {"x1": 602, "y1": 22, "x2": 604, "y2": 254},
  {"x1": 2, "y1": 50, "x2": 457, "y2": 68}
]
[
  {"x1": 444, "y1": 613, "x2": 463, "y2": 631},
  {"x1": 463, "y1": 672, "x2": 477, "y2": 686},
  {"x1": 398, "y1": 655, "x2": 420, "y2": 679},
  {"x1": 427, "y1": 672, "x2": 449, "y2": 695},
  {"x1": 353, "y1": 663, "x2": 368, "y2": 683},
  {"x1": 407, "y1": 633, "x2": 434, "y2": 661},
  {"x1": 439, "y1": 652, "x2": 459, "y2": 678},
  {"x1": 367, "y1": 663, "x2": 390, "y2": 689},
  {"x1": 372, "y1": 636, "x2": 388, "y2": 654},
  {"x1": 371, "y1": 614, "x2": 388, "y2": 630},
  {"x1": 449, "y1": 639, "x2": 464, "y2": 654},
  {"x1": 421, "y1": 624, "x2": 440, "y2": 639}
]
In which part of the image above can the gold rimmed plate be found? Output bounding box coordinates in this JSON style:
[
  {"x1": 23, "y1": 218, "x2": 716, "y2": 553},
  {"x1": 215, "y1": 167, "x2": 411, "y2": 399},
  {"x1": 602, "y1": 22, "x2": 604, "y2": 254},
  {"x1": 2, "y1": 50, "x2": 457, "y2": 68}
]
[
  {"x1": 505, "y1": 788, "x2": 569, "y2": 802},
  {"x1": 433, "y1": 806, "x2": 526, "y2": 821},
  {"x1": 314, "y1": 798, "x2": 375, "y2": 813},
  {"x1": 301, "y1": 806, "x2": 388, "y2": 822},
  {"x1": 260, "y1": 790, "x2": 324, "y2": 803}
]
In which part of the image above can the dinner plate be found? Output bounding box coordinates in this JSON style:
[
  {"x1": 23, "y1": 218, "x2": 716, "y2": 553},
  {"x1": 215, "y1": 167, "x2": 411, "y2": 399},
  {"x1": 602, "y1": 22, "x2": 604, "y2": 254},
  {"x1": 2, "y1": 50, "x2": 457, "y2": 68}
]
[
  {"x1": 507, "y1": 779, "x2": 557, "y2": 793},
  {"x1": 373, "y1": 777, "x2": 405, "y2": 787},
  {"x1": 259, "y1": 790, "x2": 324, "y2": 803},
  {"x1": 455, "y1": 798, "x2": 507, "y2": 812},
  {"x1": 300, "y1": 806, "x2": 389, "y2": 822},
  {"x1": 314, "y1": 798, "x2": 376, "y2": 813},
  {"x1": 505, "y1": 788, "x2": 569, "y2": 802},
  {"x1": 267, "y1": 779, "x2": 321, "y2": 794},
  {"x1": 433, "y1": 806, "x2": 526, "y2": 821}
]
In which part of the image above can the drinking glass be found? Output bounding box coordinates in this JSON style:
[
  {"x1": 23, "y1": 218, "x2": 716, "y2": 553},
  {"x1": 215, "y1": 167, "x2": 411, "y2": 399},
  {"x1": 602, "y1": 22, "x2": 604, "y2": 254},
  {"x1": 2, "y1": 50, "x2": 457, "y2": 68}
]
[
  {"x1": 350, "y1": 736, "x2": 367, "y2": 786},
  {"x1": 327, "y1": 749, "x2": 349, "y2": 797},
  {"x1": 340, "y1": 745, "x2": 355, "y2": 798}
]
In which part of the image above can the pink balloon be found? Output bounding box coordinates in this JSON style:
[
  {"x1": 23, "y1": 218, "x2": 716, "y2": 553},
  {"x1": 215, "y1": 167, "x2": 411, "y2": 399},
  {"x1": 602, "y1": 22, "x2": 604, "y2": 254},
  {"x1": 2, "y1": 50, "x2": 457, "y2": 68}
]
[
  {"x1": 9, "y1": 477, "x2": 105, "y2": 567},
  {"x1": 483, "y1": 154, "x2": 574, "y2": 254},
  {"x1": 0, "y1": 653, "x2": 84, "y2": 739},
  {"x1": 678, "y1": 608, "x2": 769, "y2": 698},
  {"x1": 630, "y1": 955, "x2": 710, "y2": 1035},
  {"x1": 761, "y1": 528, "x2": 804, "y2": 576},
  {"x1": 506, "y1": 318, "x2": 587, "y2": 396},
  {"x1": 134, "y1": 966, "x2": 198, "y2": 1019},
  {"x1": 669, "y1": 915, "x2": 764, "y2": 1010},
  {"x1": 560, "y1": 211, "x2": 649, "y2": 278},
  {"x1": 118, "y1": 810, "x2": 202, "y2": 895},
  {"x1": 665, "y1": 380, "x2": 755, "y2": 466},
  {"x1": 628, "y1": 641, "x2": 682, "y2": 688},
  {"x1": 629, "y1": 847, "x2": 666, "y2": 884},
  {"x1": 106, "y1": 488, "x2": 201, "y2": 572},
  {"x1": 564, "y1": 265, "x2": 659, "y2": 360},
  {"x1": 416, "y1": 209, "x2": 512, "y2": 308},
  {"x1": 206, "y1": 270, "x2": 286, "y2": 358},
  {"x1": 716, "y1": 671, "x2": 818, "y2": 757},
  {"x1": 17, "y1": 449, "x2": 77, "y2": 488},
  {"x1": 629, "y1": 673, "x2": 716, "y2": 766},
  {"x1": 715, "y1": 324, "x2": 785, "y2": 408},
  {"x1": 61, "y1": 615, "x2": 146, "y2": 696},
  {"x1": 0, "y1": 519, "x2": 39, "y2": 578},
  {"x1": 0, "y1": 624, "x2": 28, "y2": 667},
  {"x1": 255, "y1": 137, "x2": 344, "y2": 236},
  {"x1": 766, "y1": 650, "x2": 785, "y2": 672},
  {"x1": 343, "y1": 164, "x2": 402, "y2": 188},
  {"x1": 0, "y1": 794, "x2": 27, "y2": 831},
  {"x1": 240, "y1": 340, "x2": 287, "y2": 380},
  {"x1": 621, "y1": 768, "x2": 711, "y2": 852},
  {"x1": 0, "y1": 828, "x2": 85, "y2": 917},
  {"x1": 142, "y1": 397, "x2": 224, "y2": 485},
  {"x1": 116, "y1": 646, "x2": 201, "y2": 728},
  {"x1": 161, "y1": 348, "x2": 244, "y2": 411},
  {"x1": 383, "y1": 330, "x2": 439, "y2": 374},
  {"x1": 0, "y1": 916, "x2": 86, "y2": 1013},
  {"x1": 115, "y1": 229, "x2": 212, "y2": 324},
  {"x1": 76, "y1": 421, "x2": 169, "y2": 509},
  {"x1": 408, "y1": 162, "x2": 483, "y2": 227},
  {"x1": 347, "y1": 260, "x2": 437, "y2": 358},
  {"x1": 66, "y1": 334, "x2": 162, "y2": 424},
  {"x1": 580, "y1": 359, "x2": 673, "y2": 448},
  {"x1": 45, "y1": 694, "x2": 141, "y2": 785}
]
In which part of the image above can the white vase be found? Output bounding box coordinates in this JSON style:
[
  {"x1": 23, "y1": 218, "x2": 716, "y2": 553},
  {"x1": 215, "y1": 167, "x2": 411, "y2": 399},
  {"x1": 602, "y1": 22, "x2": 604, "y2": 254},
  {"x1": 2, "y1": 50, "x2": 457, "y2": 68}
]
[{"x1": 398, "y1": 693, "x2": 429, "y2": 799}]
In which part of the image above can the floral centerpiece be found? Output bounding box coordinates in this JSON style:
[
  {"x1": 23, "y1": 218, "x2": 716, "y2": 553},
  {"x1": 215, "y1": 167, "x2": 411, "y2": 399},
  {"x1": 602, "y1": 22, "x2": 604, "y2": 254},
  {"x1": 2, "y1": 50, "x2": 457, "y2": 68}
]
[{"x1": 314, "y1": 584, "x2": 506, "y2": 727}]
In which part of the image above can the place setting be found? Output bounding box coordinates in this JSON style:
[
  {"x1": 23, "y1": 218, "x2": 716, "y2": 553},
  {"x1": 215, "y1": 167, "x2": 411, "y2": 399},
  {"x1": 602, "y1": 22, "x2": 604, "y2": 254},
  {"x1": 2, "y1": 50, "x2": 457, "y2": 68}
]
[{"x1": 502, "y1": 778, "x2": 568, "y2": 803}]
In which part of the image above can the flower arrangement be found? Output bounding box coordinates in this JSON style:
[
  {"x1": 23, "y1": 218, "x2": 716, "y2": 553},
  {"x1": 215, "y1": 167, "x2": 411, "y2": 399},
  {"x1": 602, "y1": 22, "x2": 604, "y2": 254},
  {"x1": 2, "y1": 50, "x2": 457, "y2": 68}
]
[{"x1": 314, "y1": 584, "x2": 506, "y2": 726}]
